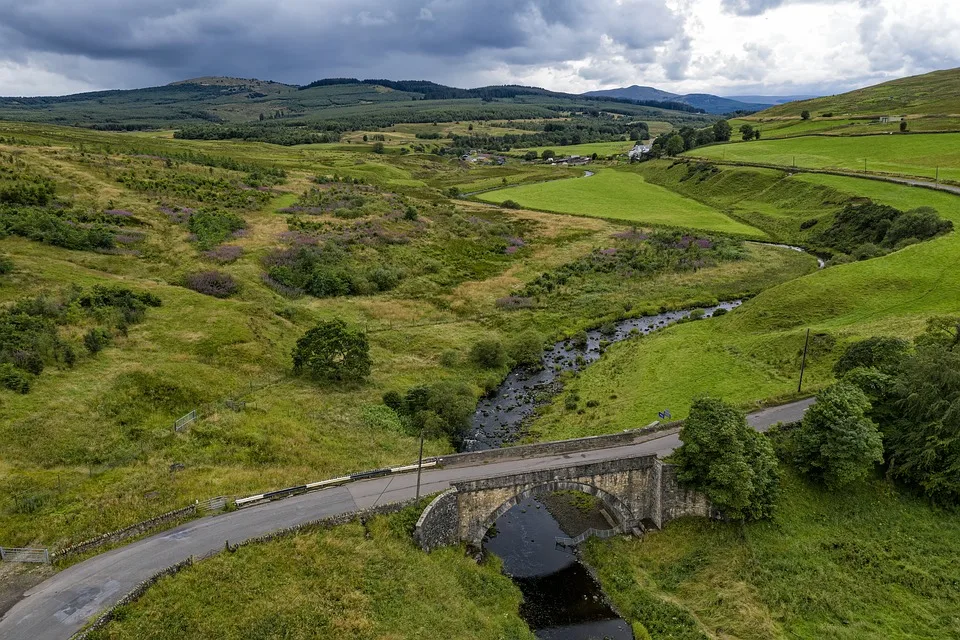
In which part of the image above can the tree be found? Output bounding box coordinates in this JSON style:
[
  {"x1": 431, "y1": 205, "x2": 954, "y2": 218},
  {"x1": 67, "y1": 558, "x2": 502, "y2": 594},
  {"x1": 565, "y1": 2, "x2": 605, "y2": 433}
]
[
  {"x1": 372, "y1": 142, "x2": 385, "y2": 154},
  {"x1": 834, "y1": 336, "x2": 910, "y2": 377},
  {"x1": 672, "y1": 397, "x2": 780, "y2": 520},
  {"x1": 665, "y1": 134, "x2": 685, "y2": 156},
  {"x1": 792, "y1": 383, "x2": 884, "y2": 488},
  {"x1": 753, "y1": 129, "x2": 761, "y2": 140},
  {"x1": 899, "y1": 120, "x2": 908, "y2": 132},
  {"x1": 470, "y1": 338, "x2": 508, "y2": 369},
  {"x1": 386, "y1": 382, "x2": 476, "y2": 446},
  {"x1": 541, "y1": 149, "x2": 555, "y2": 160},
  {"x1": 523, "y1": 151, "x2": 538, "y2": 161},
  {"x1": 739, "y1": 124, "x2": 755, "y2": 141},
  {"x1": 801, "y1": 110, "x2": 811, "y2": 120},
  {"x1": 510, "y1": 329, "x2": 545, "y2": 368},
  {"x1": 713, "y1": 119, "x2": 732, "y2": 142},
  {"x1": 292, "y1": 319, "x2": 371, "y2": 382}
]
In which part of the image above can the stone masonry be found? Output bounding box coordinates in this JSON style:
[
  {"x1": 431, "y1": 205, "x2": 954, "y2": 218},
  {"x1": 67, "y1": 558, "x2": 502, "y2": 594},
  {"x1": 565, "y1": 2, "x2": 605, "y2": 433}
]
[{"x1": 415, "y1": 453, "x2": 712, "y2": 550}]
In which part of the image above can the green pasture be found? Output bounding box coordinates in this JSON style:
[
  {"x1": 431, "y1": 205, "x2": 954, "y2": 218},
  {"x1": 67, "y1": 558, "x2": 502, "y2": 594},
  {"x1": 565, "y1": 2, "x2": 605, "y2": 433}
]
[
  {"x1": 691, "y1": 133, "x2": 960, "y2": 183},
  {"x1": 588, "y1": 470, "x2": 960, "y2": 639},
  {"x1": 476, "y1": 170, "x2": 767, "y2": 237},
  {"x1": 529, "y1": 173, "x2": 960, "y2": 441},
  {"x1": 510, "y1": 140, "x2": 637, "y2": 158}
]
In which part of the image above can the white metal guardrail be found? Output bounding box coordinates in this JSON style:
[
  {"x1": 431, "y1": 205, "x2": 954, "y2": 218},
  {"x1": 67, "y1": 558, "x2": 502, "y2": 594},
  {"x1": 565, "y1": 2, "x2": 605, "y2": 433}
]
[
  {"x1": 555, "y1": 527, "x2": 623, "y2": 548},
  {"x1": 0, "y1": 547, "x2": 50, "y2": 564},
  {"x1": 173, "y1": 410, "x2": 197, "y2": 433}
]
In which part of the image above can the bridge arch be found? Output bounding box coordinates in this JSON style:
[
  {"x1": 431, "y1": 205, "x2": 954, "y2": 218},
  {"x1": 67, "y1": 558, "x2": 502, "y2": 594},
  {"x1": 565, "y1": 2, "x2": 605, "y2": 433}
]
[{"x1": 466, "y1": 480, "x2": 634, "y2": 548}]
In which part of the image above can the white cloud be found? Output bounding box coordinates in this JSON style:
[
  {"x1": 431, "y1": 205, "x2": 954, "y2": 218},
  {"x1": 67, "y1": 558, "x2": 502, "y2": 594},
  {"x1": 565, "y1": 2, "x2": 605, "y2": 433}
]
[{"x1": 0, "y1": 0, "x2": 956, "y2": 97}]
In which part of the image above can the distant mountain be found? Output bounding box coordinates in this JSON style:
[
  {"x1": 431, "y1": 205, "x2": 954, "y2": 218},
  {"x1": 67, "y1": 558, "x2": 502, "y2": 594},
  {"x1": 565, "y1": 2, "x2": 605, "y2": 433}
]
[
  {"x1": 583, "y1": 86, "x2": 773, "y2": 114},
  {"x1": 724, "y1": 94, "x2": 818, "y2": 105},
  {"x1": 0, "y1": 76, "x2": 713, "y2": 130},
  {"x1": 756, "y1": 67, "x2": 960, "y2": 117}
]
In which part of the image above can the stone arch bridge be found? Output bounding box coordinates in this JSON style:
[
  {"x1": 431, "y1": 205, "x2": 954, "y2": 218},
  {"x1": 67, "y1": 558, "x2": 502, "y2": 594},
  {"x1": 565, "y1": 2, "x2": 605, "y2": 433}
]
[{"x1": 414, "y1": 453, "x2": 712, "y2": 550}]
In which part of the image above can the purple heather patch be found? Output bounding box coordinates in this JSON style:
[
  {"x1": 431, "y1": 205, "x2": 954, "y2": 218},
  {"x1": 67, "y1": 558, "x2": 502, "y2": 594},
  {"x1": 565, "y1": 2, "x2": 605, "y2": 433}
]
[{"x1": 104, "y1": 209, "x2": 134, "y2": 218}]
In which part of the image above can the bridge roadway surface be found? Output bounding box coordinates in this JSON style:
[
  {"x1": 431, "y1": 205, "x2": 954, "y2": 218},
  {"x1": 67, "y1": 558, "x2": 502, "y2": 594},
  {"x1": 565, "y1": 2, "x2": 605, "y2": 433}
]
[{"x1": 0, "y1": 398, "x2": 813, "y2": 640}]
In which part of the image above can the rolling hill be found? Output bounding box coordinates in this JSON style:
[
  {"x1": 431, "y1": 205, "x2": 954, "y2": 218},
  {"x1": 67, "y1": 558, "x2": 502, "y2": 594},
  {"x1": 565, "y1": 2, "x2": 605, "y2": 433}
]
[
  {"x1": 757, "y1": 67, "x2": 960, "y2": 117},
  {"x1": 0, "y1": 77, "x2": 713, "y2": 131},
  {"x1": 583, "y1": 85, "x2": 774, "y2": 114}
]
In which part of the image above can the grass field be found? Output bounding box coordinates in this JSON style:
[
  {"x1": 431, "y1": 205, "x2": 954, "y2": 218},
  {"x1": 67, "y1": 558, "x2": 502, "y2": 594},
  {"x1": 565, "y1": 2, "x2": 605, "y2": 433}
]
[
  {"x1": 0, "y1": 122, "x2": 811, "y2": 549},
  {"x1": 476, "y1": 170, "x2": 767, "y2": 237},
  {"x1": 90, "y1": 505, "x2": 534, "y2": 640},
  {"x1": 509, "y1": 140, "x2": 638, "y2": 158},
  {"x1": 690, "y1": 133, "x2": 960, "y2": 183},
  {"x1": 587, "y1": 470, "x2": 960, "y2": 639},
  {"x1": 528, "y1": 172, "x2": 960, "y2": 441}
]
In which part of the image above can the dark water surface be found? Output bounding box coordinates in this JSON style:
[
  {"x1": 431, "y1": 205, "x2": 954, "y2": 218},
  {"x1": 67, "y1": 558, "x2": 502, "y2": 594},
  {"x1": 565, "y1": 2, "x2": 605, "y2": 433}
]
[
  {"x1": 465, "y1": 301, "x2": 742, "y2": 451},
  {"x1": 484, "y1": 497, "x2": 632, "y2": 639}
]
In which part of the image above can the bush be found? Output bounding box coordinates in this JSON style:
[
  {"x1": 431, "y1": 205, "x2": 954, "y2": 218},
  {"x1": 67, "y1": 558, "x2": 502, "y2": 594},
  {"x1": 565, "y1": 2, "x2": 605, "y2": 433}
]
[
  {"x1": 510, "y1": 330, "x2": 545, "y2": 368},
  {"x1": 800, "y1": 218, "x2": 819, "y2": 230},
  {"x1": 673, "y1": 397, "x2": 780, "y2": 520},
  {"x1": 0, "y1": 255, "x2": 12, "y2": 275},
  {"x1": 500, "y1": 200, "x2": 522, "y2": 209},
  {"x1": 387, "y1": 382, "x2": 476, "y2": 446},
  {"x1": 292, "y1": 319, "x2": 371, "y2": 382},
  {"x1": 0, "y1": 363, "x2": 31, "y2": 393},
  {"x1": 711, "y1": 307, "x2": 728, "y2": 317},
  {"x1": 187, "y1": 210, "x2": 246, "y2": 250},
  {"x1": 439, "y1": 350, "x2": 459, "y2": 368},
  {"x1": 83, "y1": 327, "x2": 112, "y2": 354},
  {"x1": 834, "y1": 336, "x2": 910, "y2": 376},
  {"x1": 792, "y1": 383, "x2": 884, "y2": 488},
  {"x1": 184, "y1": 271, "x2": 240, "y2": 298},
  {"x1": 470, "y1": 338, "x2": 508, "y2": 369},
  {"x1": 565, "y1": 391, "x2": 580, "y2": 411}
]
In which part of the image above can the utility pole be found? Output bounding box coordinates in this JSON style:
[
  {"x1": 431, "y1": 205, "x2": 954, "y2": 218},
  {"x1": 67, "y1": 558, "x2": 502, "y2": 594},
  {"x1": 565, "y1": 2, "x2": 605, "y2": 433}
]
[
  {"x1": 936, "y1": 166, "x2": 940, "y2": 185},
  {"x1": 798, "y1": 328, "x2": 811, "y2": 393},
  {"x1": 415, "y1": 428, "x2": 425, "y2": 500}
]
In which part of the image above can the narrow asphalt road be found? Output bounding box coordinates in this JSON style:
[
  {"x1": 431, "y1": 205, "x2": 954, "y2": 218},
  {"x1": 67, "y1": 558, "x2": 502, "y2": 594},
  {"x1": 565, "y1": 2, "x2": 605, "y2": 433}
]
[{"x1": 0, "y1": 398, "x2": 814, "y2": 640}]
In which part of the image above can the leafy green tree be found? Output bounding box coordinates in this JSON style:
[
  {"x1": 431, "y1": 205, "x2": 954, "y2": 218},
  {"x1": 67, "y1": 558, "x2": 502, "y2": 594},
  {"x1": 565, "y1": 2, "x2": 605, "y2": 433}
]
[
  {"x1": 899, "y1": 120, "x2": 908, "y2": 132},
  {"x1": 793, "y1": 383, "x2": 883, "y2": 488},
  {"x1": 470, "y1": 338, "x2": 508, "y2": 369},
  {"x1": 665, "y1": 134, "x2": 685, "y2": 156},
  {"x1": 523, "y1": 151, "x2": 538, "y2": 161},
  {"x1": 713, "y1": 119, "x2": 732, "y2": 142},
  {"x1": 673, "y1": 397, "x2": 780, "y2": 520},
  {"x1": 834, "y1": 336, "x2": 910, "y2": 376},
  {"x1": 801, "y1": 110, "x2": 811, "y2": 120},
  {"x1": 292, "y1": 319, "x2": 371, "y2": 382},
  {"x1": 510, "y1": 330, "x2": 545, "y2": 368},
  {"x1": 883, "y1": 339, "x2": 960, "y2": 505},
  {"x1": 915, "y1": 315, "x2": 960, "y2": 350},
  {"x1": 372, "y1": 142, "x2": 385, "y2": 154},
  {"x1": 753, "y1": 129, "x2": 761, "y2": 140},
  {"x1": 739, "y1": 124, "x2": 755, "y2": 141},
  {"x1": 541, "y1": 149, "x2": 555, "y2": 160}
]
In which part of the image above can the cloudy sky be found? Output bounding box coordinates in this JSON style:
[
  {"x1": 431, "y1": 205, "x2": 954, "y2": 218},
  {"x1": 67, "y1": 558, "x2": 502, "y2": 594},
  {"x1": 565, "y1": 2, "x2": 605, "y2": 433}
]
[{"x1": 0, "y1": 0, "x2": 957, "y2": 97}]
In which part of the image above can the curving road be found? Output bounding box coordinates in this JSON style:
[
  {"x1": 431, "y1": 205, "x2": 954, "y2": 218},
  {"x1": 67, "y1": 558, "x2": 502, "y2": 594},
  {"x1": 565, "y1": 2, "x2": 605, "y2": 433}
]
[{"x1": 0, "y1": 399, "x2": 813, "y2": 640}]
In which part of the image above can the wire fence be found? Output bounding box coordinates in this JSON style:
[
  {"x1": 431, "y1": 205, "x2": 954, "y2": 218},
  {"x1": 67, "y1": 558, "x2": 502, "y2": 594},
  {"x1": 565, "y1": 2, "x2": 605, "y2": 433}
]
[
  {"x1": 0, "y1": 547, "x2": 50, "y2": 564},
  {"x1": 555, "y1": 526, "x2": 623, "y2": 548}
]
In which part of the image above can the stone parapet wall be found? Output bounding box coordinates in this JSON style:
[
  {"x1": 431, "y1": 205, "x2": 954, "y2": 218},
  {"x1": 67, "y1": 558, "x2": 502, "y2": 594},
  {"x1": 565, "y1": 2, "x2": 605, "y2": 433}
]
[{"x1": 413, "y1": 490, "x2": 459, "y2": 552}]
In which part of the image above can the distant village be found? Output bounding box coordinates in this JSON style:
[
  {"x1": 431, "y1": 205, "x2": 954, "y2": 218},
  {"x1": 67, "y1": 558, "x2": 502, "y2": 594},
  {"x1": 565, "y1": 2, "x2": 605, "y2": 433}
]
[{"x1": 461, "y1": 140, "x2": 653, "y2": 167}]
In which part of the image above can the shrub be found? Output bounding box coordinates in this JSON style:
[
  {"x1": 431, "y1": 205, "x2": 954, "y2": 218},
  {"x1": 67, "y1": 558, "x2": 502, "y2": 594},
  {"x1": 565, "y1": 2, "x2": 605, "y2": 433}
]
[
  {"x1": 565, "y1": 392, "x2": 580, "y2": 411},
  {"x1": 470, "y1": 338, "x2": 508, "y2": 369},
  {"x1": 184, "y1": 271, "x2": 240, "y2": 298},
  {"x1": 834, "y1": 336, "x2": 910, "y2": 376},
  {"x1": 510, "y1": 330, "x2": 545, "y2": 368},
  {"x1": 586, "y1": 399, "x2": 600, "y2": 408},
  {"x1": 187, "y1": 210, "x2": 246, "y2": 250},
  {"x1": 0, "y1": 363, "x2": 31, "y2": 393},
  {"x1": 439, "y1": 350, "x2": 459, "y2": 368},
  {"x1": 792, "y1": 383, "x2": 884, "y2": 488},
  {"x1": 292, "y1": 319, "x2": 371, "y2": 382},
  {"x1": 0, "y1": 255, "x2": 12, "y2": 275},
  {"x1": 83, "y1": 327, "x2": 112, "y2": 354},
  {"x1": 673, "y1": 397, "x2": 780, "y2": 520},
  {"x1": 202, "y1": 245, "x2": 243, "y2": 263},
  {"x1": 500, "y1": 200, "x2": 521, "y2": 209},
  {"x1": 387, "y1": 382, "x2": 476, "y2": 445},
  {"x1": 711, "y1": 307, "x2": 728, "y2": 317},
  {"x1": 800, "y1": 218, "x2": 819, "y2": 230}
]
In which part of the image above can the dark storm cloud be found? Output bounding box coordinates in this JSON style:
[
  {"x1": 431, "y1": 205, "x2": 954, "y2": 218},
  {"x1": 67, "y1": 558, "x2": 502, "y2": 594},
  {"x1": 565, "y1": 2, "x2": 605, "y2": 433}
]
[{"x1": 0, "y1": 0, "x2": 685, "y2": 89}]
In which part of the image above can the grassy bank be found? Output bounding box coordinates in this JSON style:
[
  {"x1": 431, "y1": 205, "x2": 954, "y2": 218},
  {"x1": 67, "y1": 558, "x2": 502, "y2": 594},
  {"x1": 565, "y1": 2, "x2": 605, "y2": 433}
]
[
  {"x1": 690, "y1": 133, "x2": 960, "y2": 183},
  {"x1": 89, "y1": 506, "x2": 534, "y2": 640},
  {"x1": 476, "y1": 169, "x2": 767, "y2": 237},
  {"x1": 586, "y1": 470, "x2": 960, "y2": 639},
  {"x1": 528, "y1": 171, "x2": 960, "y2": 440}
]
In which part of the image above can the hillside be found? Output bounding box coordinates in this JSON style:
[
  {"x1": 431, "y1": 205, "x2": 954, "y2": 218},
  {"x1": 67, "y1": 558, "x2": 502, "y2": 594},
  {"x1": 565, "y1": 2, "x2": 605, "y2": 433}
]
[
  {"x1": 0, "y1": 77, "x2": 712, "y2": 131},
  {"x1": 757, "y1": 67, "x2": 960, "y2": 118},
  {"x1": 584, "y1": 85, "x2": 772, "y2": 114}
]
